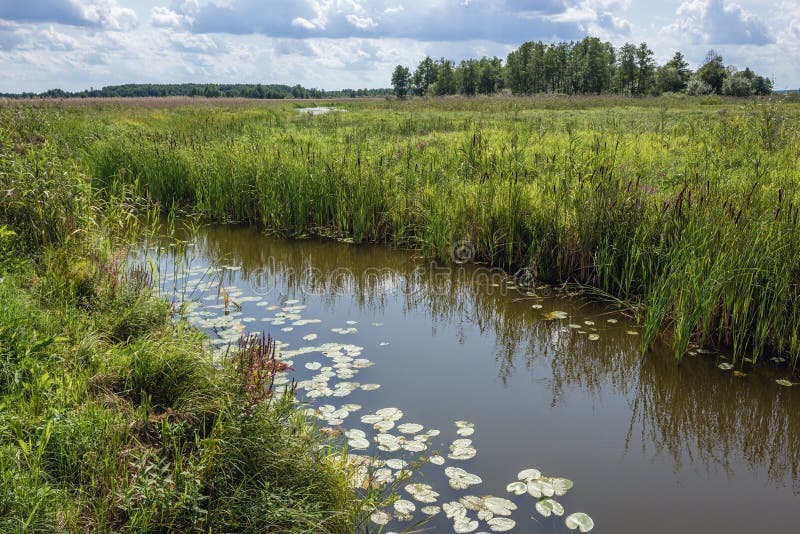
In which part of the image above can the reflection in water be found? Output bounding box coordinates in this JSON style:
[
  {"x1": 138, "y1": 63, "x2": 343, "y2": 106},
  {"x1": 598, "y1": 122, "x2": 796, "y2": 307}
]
[{"x1": 173, "y1": 223, "x2": 800, "y2": 495}]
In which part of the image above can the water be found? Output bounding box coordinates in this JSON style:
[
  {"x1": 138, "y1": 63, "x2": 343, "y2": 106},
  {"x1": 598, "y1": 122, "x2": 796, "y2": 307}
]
[{"x1": 147, "y1": 223, "x2": 800, "y2": 533}]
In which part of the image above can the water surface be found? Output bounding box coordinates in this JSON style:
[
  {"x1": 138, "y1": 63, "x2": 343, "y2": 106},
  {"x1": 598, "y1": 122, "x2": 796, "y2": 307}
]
[{"x1": 147, "y1": 224, "x2": 800, "y2": 533}]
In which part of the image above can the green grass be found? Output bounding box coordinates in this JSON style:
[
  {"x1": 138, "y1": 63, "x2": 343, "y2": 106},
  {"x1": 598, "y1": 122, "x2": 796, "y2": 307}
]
[
  {"x1": 0, "y1": 119, "x2": 365, "y2": 532},
  {"x1": 4, "y1": 94, "x2": 800, "y2": 371}
]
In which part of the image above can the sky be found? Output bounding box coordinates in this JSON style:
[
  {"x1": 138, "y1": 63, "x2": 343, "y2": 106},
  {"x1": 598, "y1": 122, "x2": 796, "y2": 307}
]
[{"x1": 0, "y1": 0, "x2": 798, "y2": 93}]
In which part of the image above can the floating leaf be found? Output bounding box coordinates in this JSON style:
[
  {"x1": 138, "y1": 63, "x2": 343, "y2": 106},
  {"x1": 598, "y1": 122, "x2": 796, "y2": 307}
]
[
  {"x1": 445, "y1": 467, "x2": 482, "y2": 489},
  {"x1": 394, "y1": 499, "x2": 415, "y2": 521},
  {"x1": 517, "y1": 468, "x2": 542, "y2": 482},
  {"x1": 587, "y1": 334, "x2": 600, "y2": 341},
  {"x1": 548, "y1": 477, "x2": 574, "y2": 496},
  {"x1": 369, "y1": 510, "x2": 390, "y2": 525},
  {"x1": 506, "y1": 481, "x2": 527, "y2": 495},
  {"x1": 718, "y1": 363, "x2": 734, "y2": 370},
  {"x1": 626, "y1": 330, "x2": 639, "y2": 335},
  {"x1": 544, "y1": 311, "x2": 569, "y2": 320},
  {"x1": 535, "y1": 498, "x2": 565, "y2": 517},
  {"x1": 776, "y1": 379, "x2": 794, "y2": 387},
  {"x1": 487, "y1": 517, "x2": 515, "y2": 532},
  {"x1": 443, "y1": 501, "x2": 467, "y2": 519},
  {"x1": 482, "y1": 497, "x2": 516, "y2": 516},
  {"x1": 732, "y1": 370, "x2": 747, "y2": 378},
  {"x1": 421, "y1": 505, "x2": 441, "y2": 515},
  {"x1": 565, "y1": 512, "x2": 594, "y2": 532},
  {"x1": 398, "y1": 423, "x2": 424, "y2": 434},
  {"x1": 429, "y1": 454, "x2": 445, "y2": 466},
  {"x1": 527, "y1": 479, "x2": 555, "y2": 498},
  {"x1": 453, "y1": 517, "x2": 479, "y2": 533}
]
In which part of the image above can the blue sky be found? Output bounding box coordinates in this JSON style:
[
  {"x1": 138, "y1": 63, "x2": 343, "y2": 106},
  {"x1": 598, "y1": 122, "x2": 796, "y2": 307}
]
[{"x1": 0, "y1": 0, "x2": 797, "y2": 92}]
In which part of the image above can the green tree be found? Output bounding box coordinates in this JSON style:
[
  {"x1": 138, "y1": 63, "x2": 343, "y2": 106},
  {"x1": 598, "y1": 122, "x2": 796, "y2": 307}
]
[
  {"x1": 664, "y1": 51, "x2": 691, "y2": 89},
  {"x1": 635, "y1": 43, "x2": 656, "y2": 94},
  {"x1": 412, "y1": 56, "x2": 437, "y2": 96},
  {"x1": 697, "y1": 50, "x2": 727, "y2": 94},
  {"x1": 391, "y1": 65, "x2": 411, "y2": 98},
  {"x1": 435, "y1": 59, "x2": 457, "y2": 96}
]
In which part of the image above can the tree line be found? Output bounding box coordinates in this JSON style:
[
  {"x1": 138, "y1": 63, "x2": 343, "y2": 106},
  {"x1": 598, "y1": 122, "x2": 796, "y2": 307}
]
[
  {"x1": 391, "y1": 37, "x2": 773, "y2": 98},
  {"x1": 1, "y1": 83, "x2": 393, "y2": 100}
]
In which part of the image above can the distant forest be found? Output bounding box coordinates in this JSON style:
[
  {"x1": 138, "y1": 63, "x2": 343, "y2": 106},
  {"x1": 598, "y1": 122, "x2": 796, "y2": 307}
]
[
  {"x1": 1, "y1": 36, "x2": 778, "y2": 100},
  {"x1": 391, "y1": 37, "x2": 774, "y2": 98},
  {"x1": 0, "y1": 83, "x2": 392, "y2": 100}
]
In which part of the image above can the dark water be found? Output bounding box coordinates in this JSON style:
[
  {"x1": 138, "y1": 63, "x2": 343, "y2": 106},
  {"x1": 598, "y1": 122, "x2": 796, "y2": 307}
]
[{"x1": 146, "y1": 223, "x2": 800, "y2": 534}]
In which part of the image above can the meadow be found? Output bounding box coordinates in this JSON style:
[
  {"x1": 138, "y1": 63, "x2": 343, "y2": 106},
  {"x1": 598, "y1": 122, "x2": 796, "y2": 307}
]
[
  {"x1": 8, "y1": 94, "x2": 799, "y2": 368},
  {"x1": 2, "y1": 94, "x2": 800, "y2": 531}
]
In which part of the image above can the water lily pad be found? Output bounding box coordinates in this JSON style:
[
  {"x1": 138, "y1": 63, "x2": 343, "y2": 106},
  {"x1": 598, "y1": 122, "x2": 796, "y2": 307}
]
[
  {"x1": 482, "y1": 497, "x2": 516, "y2": 516},
  {"x1": 421, "y1": 505, "x2": 441, "y2": 515},
  {"x1": 544, "y1": 311, "x2": 569, "y2": 320},
  {"x1": 535, "y1": 498, "x2": 565, "y2": 517},
  {"x1": 548, "y1": 477, "x2": 574, "y2": 496},
  {"x1": 398, "y1": 423, "x2": 424, "y2": 434},
  {"x1": 448, "y1": 439, "x2": 477, "y2": 460},
  {"x1": 405, "y1": 483, "x2": 440, "y2": 503},
  {"x1": 445, "y1": 467, "x2": 482, "y2": 489},
  {"x1": 302, "y1": 334, "x2": 318, "y2": 341},
  {"x1": 487, "y1": 517, "x2": 515, "y2": 532},
  {"x1": 386, "y1": 459, "x2": 409, "y2": 470},
  {"x1": 506, "y1": 481, "x2": 527, "y2": 495},
  {"x1": 517, "y1": 468, "x2": 542, "y2": 481},
  {"x1": 305, "y1": 362, "x2": 322, "y2": 370},
  {"x1": 527, "y1": 479, "x2": 555, "y2": 498},
  {"x1": 453, "y1": 516, "x2": 479, "y2": 533},
  {"x1": 587, "y1": 334, "x2": 600, "y2": 341},
  {"x1": 776, "y1": 379, "x2": 794, "y2": 387},
  {"x1": 718, "y1": 363, "x2": 734, "y2": 370},
  {"x1": 443, "y1": 501, "x2": 467, "y2": 519},
  {"x1": 369, "y1": 510, "x2": 390, "y2": 525},
  {"x1": 626, "y1": 330, "x2": 639, "y2": 335},
  {"x1": 606, "y1": 318, "x2": 618, "y2": 323},
  {"x1": 361, "y1": 384, "x2": 381, "y2": 391},
  {"x1": 394, "y1": 499, "x2": 415, "y2": 521},
  {"x1": 429, "y1": 454, "x2": 446, "y2": 465},
  {"x1": 565, "y1": 512, "x2": 594, "y2": 532}
]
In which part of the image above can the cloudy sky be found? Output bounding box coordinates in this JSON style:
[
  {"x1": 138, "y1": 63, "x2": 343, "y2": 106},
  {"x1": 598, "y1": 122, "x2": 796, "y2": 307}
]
[{"x1": 1, "y1": 0, "x2": 798, "y2": 93}]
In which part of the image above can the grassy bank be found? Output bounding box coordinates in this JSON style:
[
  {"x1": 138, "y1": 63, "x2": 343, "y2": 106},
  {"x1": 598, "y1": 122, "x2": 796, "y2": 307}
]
[
  {"x1": 4, "y1": 95, "x2": 800, "y2": 369},
  {"x1": 0, "y1": 112, "x2": 361, "y2": 532}
]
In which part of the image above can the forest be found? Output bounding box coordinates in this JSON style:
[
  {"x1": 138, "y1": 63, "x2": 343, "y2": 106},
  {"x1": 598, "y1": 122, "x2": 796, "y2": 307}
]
[{"x1": 391, "y1": 37, "x2": 773, "y2": 98}]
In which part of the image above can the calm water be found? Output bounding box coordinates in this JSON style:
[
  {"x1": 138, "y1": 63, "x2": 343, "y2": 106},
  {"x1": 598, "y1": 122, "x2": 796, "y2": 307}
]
[{"x1": 146, "y1": 223, "x2": 800, "y2": 534}]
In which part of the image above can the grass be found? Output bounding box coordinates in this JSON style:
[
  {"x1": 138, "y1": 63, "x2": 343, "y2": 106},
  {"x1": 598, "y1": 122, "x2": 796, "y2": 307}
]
[
  {"x1": 0, "y1": 116, "x2": 367, "y2": 532},
  {"x1": 3, "y1": 94, "x2": 800, "y2": 372}
]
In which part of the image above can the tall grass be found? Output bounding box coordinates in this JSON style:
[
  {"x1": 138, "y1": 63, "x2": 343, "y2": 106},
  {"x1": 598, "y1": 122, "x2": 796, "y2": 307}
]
[
  {"x1": 0, "y1": 113, "x2": 364, "y2": 532},
  {"x1": 5, "y1": 96, "x2": 800, "y2": 368}
]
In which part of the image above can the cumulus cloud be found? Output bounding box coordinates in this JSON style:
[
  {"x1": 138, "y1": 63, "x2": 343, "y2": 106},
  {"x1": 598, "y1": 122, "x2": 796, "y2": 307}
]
[
  {"x1": 169, "y1": 32, "x2": 225, "y2": 54},
  {"x1": 0, "y1": 0, "x2": 88, "y2": 26},
  {"x1": 0, "y1": 0, "x2": 137, "y2": 31},
  {"x1": 39, "y1": 25, "x2": 79, "y2": 50},
  {"x1": 151, "y1": 6, "x2": 192, "y2": 28},
  {"x1": 668, "y1": 0, "x2": 772, "y2": 45},
  {"x1": 160, "y1": 0, "x2": 630, "y2": 43}
]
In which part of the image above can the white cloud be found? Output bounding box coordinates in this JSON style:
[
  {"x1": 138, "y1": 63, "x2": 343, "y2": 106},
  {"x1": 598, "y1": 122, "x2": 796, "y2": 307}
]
[
  {"x1": 81, "y1": 0, "x2": 138, "y2": 31},
  {"x1": 151, "y1": 6, "x2": 192, "y2": 28},
  {"x1": 668, "y1": 0, "x2": 772, "y2": 45},
  {"x1": 346, "y1": 14, "x2": 377, "y2": 30}
]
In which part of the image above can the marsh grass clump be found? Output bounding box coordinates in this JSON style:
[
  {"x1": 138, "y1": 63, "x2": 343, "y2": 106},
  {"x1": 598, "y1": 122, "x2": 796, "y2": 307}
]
[
  {"x1": 21, "y1": 96, "x2": 799, "y2": 369},
  {"x1": 0, "y1": 119, "x2": 361, "y2": 532}
]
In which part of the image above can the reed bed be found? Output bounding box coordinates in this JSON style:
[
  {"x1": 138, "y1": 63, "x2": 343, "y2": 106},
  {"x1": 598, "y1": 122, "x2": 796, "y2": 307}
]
[
  {"x1": 5, "y1": 96, "x2": 800, "y2": 368},
  {"x1": 0, "y1": 116, "x2": 365, "y2": 532}
]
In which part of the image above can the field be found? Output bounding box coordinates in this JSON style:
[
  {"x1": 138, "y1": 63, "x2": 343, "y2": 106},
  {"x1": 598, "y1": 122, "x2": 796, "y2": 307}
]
[{"x1": 6, "y1": 95, "x2": 799, "y2": 367}]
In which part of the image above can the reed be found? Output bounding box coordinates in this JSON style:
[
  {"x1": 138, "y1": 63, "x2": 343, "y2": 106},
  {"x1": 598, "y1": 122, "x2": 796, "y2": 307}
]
[{"x1": 5, "y1": 95, "x2": 800, "y2": 369}]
